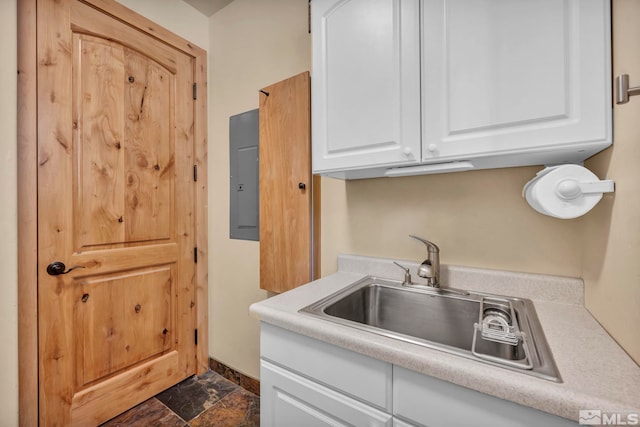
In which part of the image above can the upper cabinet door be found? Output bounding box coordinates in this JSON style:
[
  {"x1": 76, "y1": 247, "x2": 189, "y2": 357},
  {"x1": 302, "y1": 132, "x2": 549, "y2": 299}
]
[
  {"x1": 312, "y1": 0, "x2": 421, "y2": 173},
  {"x1": 422, "y1": 0, "x2": 612, "y2": 165}
]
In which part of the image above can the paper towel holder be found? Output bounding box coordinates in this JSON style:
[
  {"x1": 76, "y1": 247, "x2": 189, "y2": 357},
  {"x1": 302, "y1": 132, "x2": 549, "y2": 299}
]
[{"x1": 523, "y1": 165, "x2": 614, "y2": 219}]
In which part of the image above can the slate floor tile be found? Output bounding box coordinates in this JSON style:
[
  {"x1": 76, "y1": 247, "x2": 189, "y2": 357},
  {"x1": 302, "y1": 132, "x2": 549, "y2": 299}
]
[
  {"x1": 100, "y1": 397, "x2": 187, "y2": 427},
  {"x1": 188, "y1": 388, "x2": 260, "y2": 427},
  {"x1": 155, "y1": 370, "x2": 239, "y2": 421}
]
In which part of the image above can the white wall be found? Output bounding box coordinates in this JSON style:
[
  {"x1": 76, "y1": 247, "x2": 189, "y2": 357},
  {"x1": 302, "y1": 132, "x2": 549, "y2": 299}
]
[
  {"x1": 320, "y1": 167, "x2": 583, "y2": 278},
  {"x1": 1, "y1": 0, "x2": 18, "y2": 424},
  {"x1": 117, "y1": 0, "x2": 209, "y2": 51}
]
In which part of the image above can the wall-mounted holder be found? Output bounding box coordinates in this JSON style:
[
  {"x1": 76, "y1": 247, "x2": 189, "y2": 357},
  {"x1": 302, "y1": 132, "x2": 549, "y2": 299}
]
[
  {"x1": 523, "y1": 165, "x2": 614, "y2": 219},
  {"x1": 615, "y1": 74, "x2": 640, "y2": 104}
]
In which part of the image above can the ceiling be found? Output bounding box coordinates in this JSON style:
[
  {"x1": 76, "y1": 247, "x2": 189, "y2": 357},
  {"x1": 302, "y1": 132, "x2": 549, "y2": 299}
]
[{"x1": 183, "y1": 0, "x2": 235, "y2": 16}]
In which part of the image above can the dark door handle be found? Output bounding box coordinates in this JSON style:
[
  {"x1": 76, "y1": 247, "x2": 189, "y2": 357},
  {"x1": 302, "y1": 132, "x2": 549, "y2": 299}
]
[
  {"x1": 298, "y1": 182, "x2": 306, "y2": 190},
  {"x1": 46, "y1": 262, "x2": 86, "y2": 276}
]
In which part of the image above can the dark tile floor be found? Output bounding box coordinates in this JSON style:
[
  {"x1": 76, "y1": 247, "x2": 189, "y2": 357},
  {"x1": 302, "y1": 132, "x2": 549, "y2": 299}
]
[{"x1": 101, "y1": 371, "x2": 260, "y2": 427}]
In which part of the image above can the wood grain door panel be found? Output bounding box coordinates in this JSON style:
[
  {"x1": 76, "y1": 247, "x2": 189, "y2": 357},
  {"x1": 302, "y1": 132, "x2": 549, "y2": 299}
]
[
  {"x1": 37, "y1": 0, "x2": 197, "y2": 424},
  {"x1": 74, "y1": 265, "x2": 174, "y2": 386},
  {"x1": 74, "y1": 34, "x2": 176, "y2": 250},
  {"x1": 70, "y1": 0, "x2": 181, "y2": 73},
  {"x1": 259, "y1": 72, "x2": 316, "y2": 293}
]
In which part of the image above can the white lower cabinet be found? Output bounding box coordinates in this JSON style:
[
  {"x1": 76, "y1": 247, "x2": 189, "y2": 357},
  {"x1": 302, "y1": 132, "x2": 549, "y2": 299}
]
[
  {"x1": 394, "y1": 366, "x2": 577, "y2": 427},
  {"x1": 393, "y1": 419, "x2": 419, "y2": 427},
  {"x1": 260, "y1": 323, "x2": 577, "y2": 427},
  {"x1": 261, "y1": 360, "x2": 392, "y2": 427}
]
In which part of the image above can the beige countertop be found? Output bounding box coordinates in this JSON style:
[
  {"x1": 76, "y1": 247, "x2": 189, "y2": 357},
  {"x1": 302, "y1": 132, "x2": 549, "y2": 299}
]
[{"x1": 249, "y1": 255, "x2": 640, "y2": 422}]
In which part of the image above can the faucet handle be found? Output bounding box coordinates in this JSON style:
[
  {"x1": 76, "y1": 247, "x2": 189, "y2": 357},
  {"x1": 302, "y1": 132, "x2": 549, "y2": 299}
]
[
  {"x1": 393, "y1": 261, "x2": 412, "y2": 286},
  {"x1": 409, "y1": 234, "x2": 439, "y2": 252}
]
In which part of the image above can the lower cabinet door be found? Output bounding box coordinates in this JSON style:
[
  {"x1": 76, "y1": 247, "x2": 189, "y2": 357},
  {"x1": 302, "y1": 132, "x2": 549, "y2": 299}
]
[
  {"x1": 394, "y1": 366, "x2": 578, "y2": 427},
  {"x1": 393, "y1": 418, "x2": 421, "y2": 427},
  {"x1": 261, "y1": 360, "x2": 393, "y2": 427}
]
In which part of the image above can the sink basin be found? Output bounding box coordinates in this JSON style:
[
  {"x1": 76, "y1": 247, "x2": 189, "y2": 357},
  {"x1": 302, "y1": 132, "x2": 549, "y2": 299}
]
[{"x1": 300, "y1": 277, "x2": 561, "y2": 382}]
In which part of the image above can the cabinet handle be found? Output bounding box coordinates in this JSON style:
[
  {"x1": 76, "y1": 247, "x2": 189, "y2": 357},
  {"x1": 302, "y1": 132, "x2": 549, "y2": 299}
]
[{"x1": 298, "y1": 182, "x2": 306, "y2": 190}]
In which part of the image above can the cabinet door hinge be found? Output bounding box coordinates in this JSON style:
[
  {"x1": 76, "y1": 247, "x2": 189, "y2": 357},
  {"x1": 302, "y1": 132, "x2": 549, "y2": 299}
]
[
  {"x1": 193, "y1": 82, "x2": 197, "y2": 100},
  {"x1": 194, "y1": 247, "x2": 198, "y2": 263},
  {"x1": 194, "y1": 328, "x2": 198, "y2": 346},
  {"x1": 193, "y1": 164, "x2": 198, "y2": 182}
]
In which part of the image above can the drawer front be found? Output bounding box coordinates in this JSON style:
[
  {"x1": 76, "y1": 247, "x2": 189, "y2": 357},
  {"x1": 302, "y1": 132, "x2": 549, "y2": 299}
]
[
  {"x1": 393, "y1": 366, "x2": 577, "y2": 427},
  {"x1": 261, "y1": 323, "x2": 392, "y2": 410},
  {"x1": 261, "y1": 360, "x2": 392, "y2": 427}
]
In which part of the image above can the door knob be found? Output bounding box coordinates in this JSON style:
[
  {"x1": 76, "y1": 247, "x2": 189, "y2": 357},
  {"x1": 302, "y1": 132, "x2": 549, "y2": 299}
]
[
  {"x1": 46, "y1": 261, "x2": 86, "y2": 276},
  {"x1": 298, "y1": 182, "x2": 306, "y2": 190}
]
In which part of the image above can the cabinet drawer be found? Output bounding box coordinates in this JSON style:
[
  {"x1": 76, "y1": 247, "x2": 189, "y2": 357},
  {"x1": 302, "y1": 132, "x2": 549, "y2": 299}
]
[
  {"x1": 261, "y1": 323, "x2": 392, "y2": 410},
  {"x1": 393, "y1": 366, "x2": 577, "y2": 427},
  {"x1": 261, "y1": 360, "x2": 392, "y2": 427}
]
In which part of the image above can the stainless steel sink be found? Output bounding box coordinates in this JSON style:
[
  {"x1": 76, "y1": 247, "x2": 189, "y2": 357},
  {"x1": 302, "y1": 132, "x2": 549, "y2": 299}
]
[{"x1": 300, "y1": 277, "x2": 561, "y2": 382}]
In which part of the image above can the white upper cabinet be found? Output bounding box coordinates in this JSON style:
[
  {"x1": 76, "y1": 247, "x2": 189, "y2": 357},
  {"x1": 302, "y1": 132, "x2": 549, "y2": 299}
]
[
  {"x1": 421, "y1": 0, "x2": 611, "y2": 168},
  {"x1": 311, "y1": 0, "x2": 421, "y2": 174},
  {"x1": 311, "y1": 0, "x2": 611, "y2": 179}
]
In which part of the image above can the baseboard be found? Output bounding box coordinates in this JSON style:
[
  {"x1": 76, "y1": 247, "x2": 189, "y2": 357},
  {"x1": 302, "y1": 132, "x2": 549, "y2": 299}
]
[{"x1": 209, "y1": 357, "x2": 260, "y2": 395}]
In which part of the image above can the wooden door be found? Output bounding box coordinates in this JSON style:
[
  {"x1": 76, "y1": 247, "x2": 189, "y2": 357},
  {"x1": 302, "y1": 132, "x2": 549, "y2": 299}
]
[
  {"x1": 259, "y1": 72, "x2": 320, "y2": 293},
  {"x1": 37, "y1": 0, "x2": 199, "y2": 424}
]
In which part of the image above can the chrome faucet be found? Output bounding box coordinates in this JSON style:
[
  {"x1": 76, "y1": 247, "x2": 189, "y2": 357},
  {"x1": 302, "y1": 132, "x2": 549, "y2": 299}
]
[{"x1": 409, "y1": 235, "x2": 440, "y2": 288}]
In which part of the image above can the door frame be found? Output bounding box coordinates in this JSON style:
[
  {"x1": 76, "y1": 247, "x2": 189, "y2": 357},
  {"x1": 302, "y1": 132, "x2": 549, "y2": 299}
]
[{"x1": 17, "y1": 0, "x2": 209, "y2": 424}]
